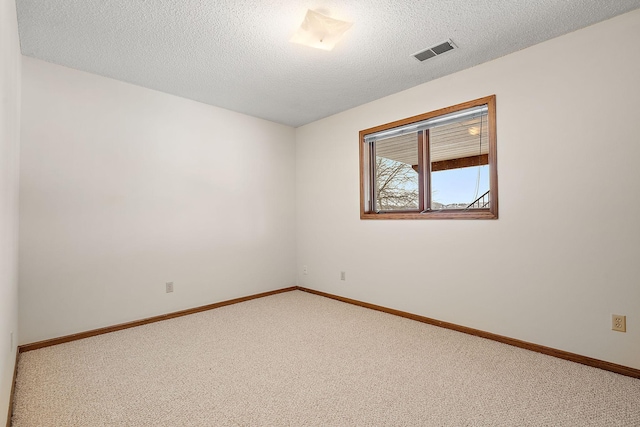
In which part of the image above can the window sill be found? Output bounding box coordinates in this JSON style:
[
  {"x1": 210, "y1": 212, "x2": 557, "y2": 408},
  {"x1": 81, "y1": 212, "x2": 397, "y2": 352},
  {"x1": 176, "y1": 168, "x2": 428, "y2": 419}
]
[{"x1": 360, "y1": 209, "x2": 497, "y2": 220}]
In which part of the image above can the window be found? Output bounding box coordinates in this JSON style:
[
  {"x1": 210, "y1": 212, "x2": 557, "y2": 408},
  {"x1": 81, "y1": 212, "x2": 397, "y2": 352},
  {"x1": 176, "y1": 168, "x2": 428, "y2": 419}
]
[{"x1": 359, "y1": 95, "x2": 498, "y2": 219}]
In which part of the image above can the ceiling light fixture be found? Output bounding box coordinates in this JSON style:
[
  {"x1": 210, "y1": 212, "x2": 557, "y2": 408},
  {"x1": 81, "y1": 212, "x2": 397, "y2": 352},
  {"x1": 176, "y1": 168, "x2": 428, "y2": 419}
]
[{"x1": 290, "y1": 10, "x2": 352, "y2": 51}]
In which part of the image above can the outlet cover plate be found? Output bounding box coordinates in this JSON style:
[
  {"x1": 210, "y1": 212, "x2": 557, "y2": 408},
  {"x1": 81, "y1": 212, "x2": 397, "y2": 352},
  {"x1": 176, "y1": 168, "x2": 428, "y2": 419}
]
[
  {"x1": 612, "y1": 314, "x2": 626, "y2": 332},
  {"x1": 166, "y1": 282, "x2": 174, "y2": 293}
]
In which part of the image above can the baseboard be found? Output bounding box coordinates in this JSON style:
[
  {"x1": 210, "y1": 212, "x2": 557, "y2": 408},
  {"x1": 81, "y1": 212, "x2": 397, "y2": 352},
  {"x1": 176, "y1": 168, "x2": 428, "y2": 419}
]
[
  {"x1": 5, "y1": 349, "x2": 19, "y2": 427},
  {"x1": 17, "y1": 284, "x2": 640, "y2": 380},
  {"x1": 297, "y1": 287, "x2": 640, "y2": 379},
  {"x1": 19, "y1": 286, "x2": 298, "y2": 353}
]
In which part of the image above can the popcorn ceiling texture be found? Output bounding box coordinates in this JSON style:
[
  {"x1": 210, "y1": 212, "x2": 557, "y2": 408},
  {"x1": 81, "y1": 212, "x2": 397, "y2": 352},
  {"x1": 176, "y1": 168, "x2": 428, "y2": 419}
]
[
  {"x1": 10, "y1": 291, "x2": 640, "y2": 426},
  {"x1": 15, "y1": 1, "x2": 640, "y2": 126}
]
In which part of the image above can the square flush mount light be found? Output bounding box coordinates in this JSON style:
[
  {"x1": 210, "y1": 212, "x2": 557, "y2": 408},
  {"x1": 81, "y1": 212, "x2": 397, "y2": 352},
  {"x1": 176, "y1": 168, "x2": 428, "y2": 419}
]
[{"x1": 290, "y1": 10, "x2": 353, "y2": 51}]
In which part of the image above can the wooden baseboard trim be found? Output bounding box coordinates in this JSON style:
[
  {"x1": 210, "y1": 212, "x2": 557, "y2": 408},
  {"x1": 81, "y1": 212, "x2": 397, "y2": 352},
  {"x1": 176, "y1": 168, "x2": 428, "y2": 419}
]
[
  {"x1": 5, "y1": 349, "x2": 19, "y2": 427},
  {"x1": 297, "y1": 287, "x2": 640, "y2": 379},
  {"x1": 17, "y1": 285, "x2": 640, "y2": 379},
  {"x1": 19, "y1": 286, "x2": 298, "y2": 353}
]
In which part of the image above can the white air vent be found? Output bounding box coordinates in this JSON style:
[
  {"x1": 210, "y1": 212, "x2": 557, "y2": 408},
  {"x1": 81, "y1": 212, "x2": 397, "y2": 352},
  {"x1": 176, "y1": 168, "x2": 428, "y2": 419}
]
[{"x1": 413, "y1": 40, "x2": 457, "y2": 62}]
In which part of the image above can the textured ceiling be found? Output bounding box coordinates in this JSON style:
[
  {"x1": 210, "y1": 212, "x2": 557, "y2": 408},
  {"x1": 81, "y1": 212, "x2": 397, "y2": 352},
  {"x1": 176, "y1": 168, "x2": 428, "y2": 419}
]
[{"x1": 15, "y1": 0, "x2": 640, "y2": 127}]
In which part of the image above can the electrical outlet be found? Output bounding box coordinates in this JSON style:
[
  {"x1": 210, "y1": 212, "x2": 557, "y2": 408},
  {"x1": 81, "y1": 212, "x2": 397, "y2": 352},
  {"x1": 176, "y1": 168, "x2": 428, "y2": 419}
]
[
  {"x1": 166, "y1": 282, "x2": 174, "y2": 293},
  {"x1": 303, "y1": 265, "x2": 308, "y2": 275},
  {"x1": 612, "y1": 314, "x2": 626, "y2": 332},
  {"x1": 340, "y1": 271, "x2": 346, "y2": 281}
]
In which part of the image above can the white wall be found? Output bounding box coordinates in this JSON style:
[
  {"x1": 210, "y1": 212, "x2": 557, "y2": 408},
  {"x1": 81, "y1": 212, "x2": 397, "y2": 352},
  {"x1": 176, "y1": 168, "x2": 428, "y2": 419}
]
[
  {"x1": 19, "y1": 57, "x2": 296, "y2": 344},
  {"x1": 15, "y1": 6, "x2": 640, "y2": 375},
  {"x1": 296, "y1": 10, "x2": 640, "y2": 369},
  {"x1": 0, "y1": 0, "x2": 21, "y2": 417}
]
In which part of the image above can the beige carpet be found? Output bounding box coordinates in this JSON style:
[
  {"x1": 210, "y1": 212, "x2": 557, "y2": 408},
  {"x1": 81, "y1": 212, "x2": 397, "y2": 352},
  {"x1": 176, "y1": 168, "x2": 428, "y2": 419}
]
[{"x1": 10, "y1": 290, "x2": 640, "y2": 426}]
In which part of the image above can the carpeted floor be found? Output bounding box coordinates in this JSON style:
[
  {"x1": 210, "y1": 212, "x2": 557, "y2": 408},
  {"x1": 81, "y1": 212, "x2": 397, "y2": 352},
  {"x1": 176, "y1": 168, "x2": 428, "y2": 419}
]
[{"x1": 10, "y1": 290, "x2": 640, "y2": 426}]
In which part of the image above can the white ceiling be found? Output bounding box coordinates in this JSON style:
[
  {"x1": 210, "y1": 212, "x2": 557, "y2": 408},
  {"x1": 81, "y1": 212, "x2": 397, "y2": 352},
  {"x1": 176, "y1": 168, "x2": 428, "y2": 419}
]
[{"x1": 15, "y1": 0, "x2": 640, "y2": 127}]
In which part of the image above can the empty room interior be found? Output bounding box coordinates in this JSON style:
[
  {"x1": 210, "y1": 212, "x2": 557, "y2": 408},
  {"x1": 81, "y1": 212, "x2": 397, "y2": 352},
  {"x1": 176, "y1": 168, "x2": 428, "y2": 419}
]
[{"x1": 2, "y1": 0, "x2": 640, "y2": 425}]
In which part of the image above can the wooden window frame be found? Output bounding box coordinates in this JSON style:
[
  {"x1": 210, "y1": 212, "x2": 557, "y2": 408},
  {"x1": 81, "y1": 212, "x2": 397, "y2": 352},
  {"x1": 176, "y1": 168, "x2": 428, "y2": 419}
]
[{"x1": 359, "y1": 95, "x2": 498, "y2": 220}]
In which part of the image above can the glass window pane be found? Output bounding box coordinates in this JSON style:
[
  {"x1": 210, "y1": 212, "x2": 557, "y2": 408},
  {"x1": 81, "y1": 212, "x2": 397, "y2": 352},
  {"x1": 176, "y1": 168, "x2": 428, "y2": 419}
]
[
  {"x1": 374, "y1": 133, "x2": 419, "y2": 211},
  {"x1": 432, "y1": 166, "x2": 490, "y2": 209},
  {"x1": 429, "y1": 112, "x2": 490, "y2": 210}
]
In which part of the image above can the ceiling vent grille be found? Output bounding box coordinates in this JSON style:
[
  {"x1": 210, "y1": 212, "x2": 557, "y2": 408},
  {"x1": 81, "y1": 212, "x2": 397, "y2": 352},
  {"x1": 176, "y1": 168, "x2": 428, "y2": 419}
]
[{"x1": 413, "y1": 40, "x2": 456, "y2": 62}]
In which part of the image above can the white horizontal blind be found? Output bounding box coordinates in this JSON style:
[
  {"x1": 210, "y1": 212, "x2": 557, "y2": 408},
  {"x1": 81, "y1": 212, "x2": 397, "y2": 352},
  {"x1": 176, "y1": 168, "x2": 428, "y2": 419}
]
[{"x1": 364, "y1": 105, "x2": 488, "y2": 143}]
